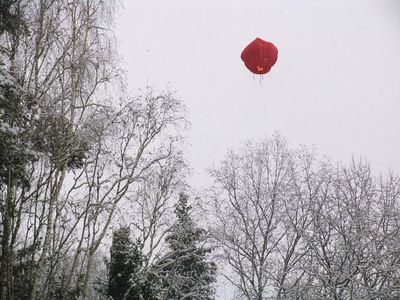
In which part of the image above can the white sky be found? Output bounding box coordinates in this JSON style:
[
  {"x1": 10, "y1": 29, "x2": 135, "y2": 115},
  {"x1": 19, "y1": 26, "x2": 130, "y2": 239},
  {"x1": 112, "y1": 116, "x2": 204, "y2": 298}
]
[{"x1": 115, "y1": 0, "x2": 400, "y2": 189}]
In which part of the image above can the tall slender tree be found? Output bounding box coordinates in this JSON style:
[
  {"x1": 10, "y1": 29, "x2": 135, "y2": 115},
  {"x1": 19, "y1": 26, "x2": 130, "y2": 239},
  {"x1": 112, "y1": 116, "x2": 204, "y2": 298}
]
[
  {"x1": 108, "y1": 226, "x2": 158, "y2": 300},
  {"x1": 108, "y1": 226, "x2": 140, "y2": 300},
  {"x1": 0, "y1": 51, "x2": 37, "y2": 300},
  {"x1": 157, "y1": 193, "x2": 216, "y2": 300}
]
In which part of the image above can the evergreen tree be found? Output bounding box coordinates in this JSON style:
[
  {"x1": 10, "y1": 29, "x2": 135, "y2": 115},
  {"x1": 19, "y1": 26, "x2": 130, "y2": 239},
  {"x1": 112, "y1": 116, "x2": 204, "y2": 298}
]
[
  {"x1": 157, "y1": 193, "x2": 216, "y2": 300},
  {"x1": 0, "y1": 65, "x2": 37, "y2": 186},
  {"x1": 0, "y1": 0, "x2": 25, "y2": 38},
  {"x1": 12, "y1": 242, "x2": 39, "y2": 300},
  {"x1": 0, "y1": 3, "x2": 36, "y2": 298},
  {"x1": 0, "y1": 61, "x2": 37, "y2": 300},
  {"x1": 108, "y1": 226, "x2": 158, "y2": 300}
]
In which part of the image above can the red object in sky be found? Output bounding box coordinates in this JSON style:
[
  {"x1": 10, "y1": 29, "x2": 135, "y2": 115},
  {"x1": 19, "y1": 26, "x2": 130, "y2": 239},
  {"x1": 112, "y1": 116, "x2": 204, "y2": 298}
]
[{"x1": 241, "y1": 37, "x2": 278, "y2": 75}]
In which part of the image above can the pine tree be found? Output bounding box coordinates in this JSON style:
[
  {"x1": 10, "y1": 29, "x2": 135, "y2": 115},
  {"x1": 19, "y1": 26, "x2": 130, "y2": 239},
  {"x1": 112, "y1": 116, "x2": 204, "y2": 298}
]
[
  {"x1": 157, "y1": 193, "x2": 216, "y2": 300},
  {"x1": 108, "y1": 226, "x2": 158, "y2": 300},
  {"x1": 0, "y1": 62, "x2": 37, "y2": 300}
]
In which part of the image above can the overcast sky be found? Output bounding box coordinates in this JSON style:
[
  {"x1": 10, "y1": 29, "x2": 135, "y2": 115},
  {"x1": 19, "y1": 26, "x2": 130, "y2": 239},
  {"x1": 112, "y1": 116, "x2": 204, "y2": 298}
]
[{"x1": 115, "y1": 0, "x2": 400, "y2": 189}]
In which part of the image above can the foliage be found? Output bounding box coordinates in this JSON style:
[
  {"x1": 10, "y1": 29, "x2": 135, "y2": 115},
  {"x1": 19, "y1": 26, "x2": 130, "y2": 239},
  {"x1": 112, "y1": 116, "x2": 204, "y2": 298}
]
[
  {"x1": 12, "y1": 243, "x2": 37, "y2": 300},
  {"x1": 108, "y1": 226, "x2": 159, "y2": 300},
  {"x1": 0, "y1": 64, "x2": 37, "y2": 186},
  {"x1": 0, "y1": 0, "x2": 26, "y2": 37},
  {"x1": 157, "y1": 193, "x2": 217, "y2": 300}
]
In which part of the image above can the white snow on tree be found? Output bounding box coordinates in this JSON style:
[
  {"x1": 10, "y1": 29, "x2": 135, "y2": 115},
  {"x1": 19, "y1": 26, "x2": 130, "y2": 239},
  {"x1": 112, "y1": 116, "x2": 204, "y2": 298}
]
[
  {"x1": 108, "y1": 226, "x2": 159, "y2": 300},
  {"x1": 156, "y1": 193, "x2": 217, "y2": 300},
  {"x1": 0, "y1": 63, "x2": 38, "y2": 186}
]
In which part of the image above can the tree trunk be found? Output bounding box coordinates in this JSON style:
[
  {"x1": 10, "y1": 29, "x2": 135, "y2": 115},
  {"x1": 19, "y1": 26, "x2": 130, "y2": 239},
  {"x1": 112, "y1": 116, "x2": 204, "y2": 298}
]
[
  {"x1": 30, "y1": 167, "x2": 67, "y2": 300},
  {"x1": 0, "y1": 169, "x2": 15, "y2": 300}
]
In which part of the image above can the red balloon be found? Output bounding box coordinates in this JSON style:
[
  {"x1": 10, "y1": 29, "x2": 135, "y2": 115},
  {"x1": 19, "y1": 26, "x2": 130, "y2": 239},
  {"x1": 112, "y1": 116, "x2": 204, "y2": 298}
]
[{"x1": 241, "y1": 38, "x2": 278, "y2": 75}]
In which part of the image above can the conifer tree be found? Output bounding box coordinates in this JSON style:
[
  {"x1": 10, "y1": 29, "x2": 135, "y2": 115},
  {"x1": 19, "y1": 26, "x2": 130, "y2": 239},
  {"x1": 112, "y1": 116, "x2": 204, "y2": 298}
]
[
  {"x1": 108, "y1": 226, "x2": 158, "y2": 300},
  {"x1": 0, "y1": 47, "x2": 37, "y2": 300},
  {"x1": 157, "y1": 193, "x2": 216, "y2": 300}
]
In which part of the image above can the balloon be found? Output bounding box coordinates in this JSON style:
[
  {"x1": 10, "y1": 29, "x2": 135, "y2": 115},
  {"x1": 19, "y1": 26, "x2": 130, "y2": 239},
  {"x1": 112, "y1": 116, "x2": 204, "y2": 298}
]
[{"x1": 241, "y1": 38, "x2": 278, "y2": 75}]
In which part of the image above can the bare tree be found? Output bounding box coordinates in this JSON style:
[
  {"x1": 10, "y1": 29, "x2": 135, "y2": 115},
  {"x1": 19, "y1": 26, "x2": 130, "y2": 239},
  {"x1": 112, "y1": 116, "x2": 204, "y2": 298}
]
[
  {"x1": 303, "y1": 160, "x2": 400, "y2": 300},
  {"x1": 126, "y1": 152, "x2": 187, "y2": 269},
  {"x1": 209, "y1": 135, "x2": 295, "y2": 300},
  {"x1": 272, "y1": 149, "x2": 329, "y2": 299},
  {"x1": 208, "y1": 135, "x2": 400, "y2": 300}
]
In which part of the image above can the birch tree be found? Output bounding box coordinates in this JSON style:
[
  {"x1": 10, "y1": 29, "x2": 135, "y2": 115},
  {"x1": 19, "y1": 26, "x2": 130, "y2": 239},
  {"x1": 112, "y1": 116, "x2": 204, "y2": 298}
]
[{"x1": 1, "y1": 1, "x2": 189, "y2": 299}]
